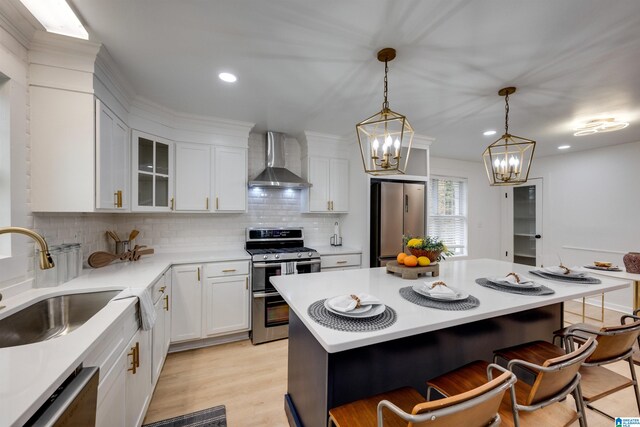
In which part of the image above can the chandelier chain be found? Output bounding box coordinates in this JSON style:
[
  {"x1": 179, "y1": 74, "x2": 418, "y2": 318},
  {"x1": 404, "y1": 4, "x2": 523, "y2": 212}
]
[
  {"x1": 382, "y1": 60, "x2": 389, "y2": 111},
  {"x1": 504, "y1": 92, "x2": 510, "y2": 135}
]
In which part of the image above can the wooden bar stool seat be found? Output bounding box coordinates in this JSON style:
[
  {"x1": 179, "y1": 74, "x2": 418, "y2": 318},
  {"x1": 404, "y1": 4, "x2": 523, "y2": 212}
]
[
  {"x1": 328, "y1": 363, "x2": 515, "y2": 427},
  {"x1": 427, "y1": 360, "x2": 580, "y2": 427}
]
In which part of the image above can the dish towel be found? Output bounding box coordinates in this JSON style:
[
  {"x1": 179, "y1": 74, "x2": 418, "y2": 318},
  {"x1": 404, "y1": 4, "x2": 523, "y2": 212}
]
[
  {"x1": 112, "y1": 287, "x2": 156, "y2": 331},
  {"x1": 281, "y1": 262, "x2": 298, "y2": 275},
  {"x1": 328, "y1": 294, "x2": 382, "y2": 312}
]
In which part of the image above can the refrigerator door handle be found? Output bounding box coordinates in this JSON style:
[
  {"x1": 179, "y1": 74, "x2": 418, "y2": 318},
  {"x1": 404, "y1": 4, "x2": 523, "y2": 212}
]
[{"x1": 405, "y1": 194, "x2": 409, "y2": 213}]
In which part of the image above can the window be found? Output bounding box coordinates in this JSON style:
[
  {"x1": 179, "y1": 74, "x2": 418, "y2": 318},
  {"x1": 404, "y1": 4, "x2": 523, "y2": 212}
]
[{"x1": 428, "y1": 176, "x2": 468, "y2": 256}]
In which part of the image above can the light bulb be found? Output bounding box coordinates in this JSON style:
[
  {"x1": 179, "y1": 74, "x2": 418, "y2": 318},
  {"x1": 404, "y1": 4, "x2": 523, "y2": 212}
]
[
  {"x1": 494, "y1": 158, "x2": 500, "y2": 168},
  {"x1": 394, "y1": 139, "x2": 400, "y2": 149},
  {"x1": 373, "y1": 139, "x2": 379, "y2": 150},
  {"x1": 384, "y1": 135, "x2": 392, "y2": 147}
]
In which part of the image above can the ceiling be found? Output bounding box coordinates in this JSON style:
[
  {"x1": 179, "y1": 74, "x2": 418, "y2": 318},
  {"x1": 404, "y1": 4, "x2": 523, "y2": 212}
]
[{"x1": 40, "y1": 1, "x2": 640, "y2": 160}]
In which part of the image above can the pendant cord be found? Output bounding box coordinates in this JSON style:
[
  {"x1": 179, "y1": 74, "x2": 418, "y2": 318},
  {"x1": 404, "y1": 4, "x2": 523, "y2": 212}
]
[
  {"x1": 504, "y1": 92, "x2": 510, "y2": 135},
  {"x1": 382, "y1": 60, "x2": 389, "y2": 111}
]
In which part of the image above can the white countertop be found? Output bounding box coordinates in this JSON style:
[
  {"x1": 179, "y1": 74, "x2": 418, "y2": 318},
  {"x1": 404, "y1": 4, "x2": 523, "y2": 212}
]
[
  {"x1": 0, "y1": 249, "x2": 250, "y2": 427},
  {"x1": 314, "y1": 245, "x2": 362, "y2": 256},
  {"x1": 271, "y1": 258, "x2": 631, "y2": 354}
]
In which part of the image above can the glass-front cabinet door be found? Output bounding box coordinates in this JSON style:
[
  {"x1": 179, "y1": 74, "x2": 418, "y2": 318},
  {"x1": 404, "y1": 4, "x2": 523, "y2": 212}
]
[
  {"x1": 501, "y1": 178, "x2": 543, "y2": 267},
  {"x1": 132, "y1": 130, "x2": 174, "y2": 211}
]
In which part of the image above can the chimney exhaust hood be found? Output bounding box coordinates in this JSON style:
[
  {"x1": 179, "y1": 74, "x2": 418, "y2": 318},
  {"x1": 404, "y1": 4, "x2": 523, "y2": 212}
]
[{"x1": 248, "y1": 132, "x2": 311, "y2": 189}]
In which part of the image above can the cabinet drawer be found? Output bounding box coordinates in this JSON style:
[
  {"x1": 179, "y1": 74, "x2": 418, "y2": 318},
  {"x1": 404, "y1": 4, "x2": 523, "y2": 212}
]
[
  {"x1": 321, "y1": 254, "x2": 361, "y2": 269},
  {"x1": 151, "y1": 273, "x2": 168, "y2": 303},
  {"x1": 204, "y1": 260, "x2": 249, "y2": 277}
]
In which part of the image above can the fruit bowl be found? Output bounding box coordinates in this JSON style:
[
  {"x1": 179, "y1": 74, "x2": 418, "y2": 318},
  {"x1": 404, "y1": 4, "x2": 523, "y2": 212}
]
[{"x1": 408, "y1": 248, "x2": 441, "y2": 262}]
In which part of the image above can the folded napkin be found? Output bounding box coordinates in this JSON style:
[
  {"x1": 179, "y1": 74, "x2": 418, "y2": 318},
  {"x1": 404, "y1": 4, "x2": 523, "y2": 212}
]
[
  {"x1": 112, "y1": 287, "x2": 156, "y2": 331},
  {"x1": 543, "y1": 266, "x2": 586, "y2": 277},
  {"x1": 328, "y1": 293, "x2": 381, "y2": 313},
  {"x1": 424, "y1": 281, "x2": 457, "y2": 299},
  {"x1": 498, "y1": 273, "x2": 533, "y2": 285}
]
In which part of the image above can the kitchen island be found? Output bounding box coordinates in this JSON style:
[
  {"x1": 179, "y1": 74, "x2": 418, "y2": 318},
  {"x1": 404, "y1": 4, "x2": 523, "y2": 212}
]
[{"x1": 270, "y1": 258, "x2": 631, "y2": 427}]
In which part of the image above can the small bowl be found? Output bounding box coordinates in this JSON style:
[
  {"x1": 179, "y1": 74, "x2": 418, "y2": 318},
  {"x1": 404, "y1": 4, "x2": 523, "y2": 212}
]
[{"x1": 594, "y1": 261, "x2": 612, "y2": 268}]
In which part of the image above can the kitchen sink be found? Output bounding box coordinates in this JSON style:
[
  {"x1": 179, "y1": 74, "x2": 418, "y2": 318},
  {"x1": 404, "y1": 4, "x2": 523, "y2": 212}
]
[{"x1": 0, "y1": 290, "x2": 121, "y2": 348}]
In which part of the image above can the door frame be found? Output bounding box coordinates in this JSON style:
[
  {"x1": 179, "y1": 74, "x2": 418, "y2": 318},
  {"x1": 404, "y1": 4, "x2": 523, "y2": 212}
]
[{"x1": 500, "y1": 177, "x2": 543, "y2": 266}]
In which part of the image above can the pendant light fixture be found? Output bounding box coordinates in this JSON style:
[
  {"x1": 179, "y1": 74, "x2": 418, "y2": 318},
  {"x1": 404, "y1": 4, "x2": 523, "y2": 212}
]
[
  {"x1": 356, "y1": 48, "x2": 414, "y2": 175},
  {"x1": 483, "y1": 87, "x2": 536, "y2": 186}
]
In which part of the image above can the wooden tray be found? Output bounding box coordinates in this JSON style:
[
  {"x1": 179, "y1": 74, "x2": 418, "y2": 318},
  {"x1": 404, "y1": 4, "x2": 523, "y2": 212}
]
[{"x1": 386, "y1": 260, "x2": 439, "y2": 280}]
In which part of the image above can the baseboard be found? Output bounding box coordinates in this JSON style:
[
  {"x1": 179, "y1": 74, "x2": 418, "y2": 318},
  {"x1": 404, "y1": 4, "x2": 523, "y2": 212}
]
[{"x1": 168, "y1": 331, "x2": 249, "y2": 353}]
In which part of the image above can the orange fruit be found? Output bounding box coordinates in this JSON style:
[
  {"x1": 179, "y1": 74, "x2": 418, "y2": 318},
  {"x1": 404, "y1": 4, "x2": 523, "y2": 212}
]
[
  {"x1": 404, "y1": 255, "x2": 418, "y2": 267},
  {"x1": 397, "y1": 253, "x2": 407, "y2": 264}
]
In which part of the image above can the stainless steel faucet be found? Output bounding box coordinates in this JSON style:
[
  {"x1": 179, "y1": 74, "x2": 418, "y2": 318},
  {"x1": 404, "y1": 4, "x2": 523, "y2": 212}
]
[{"x1": 0, "y1": 227, "x2": 55, "y2": 270}]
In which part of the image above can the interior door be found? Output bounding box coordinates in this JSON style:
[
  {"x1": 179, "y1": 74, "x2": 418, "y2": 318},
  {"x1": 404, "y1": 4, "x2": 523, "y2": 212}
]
[
  {"x1": 379, "y1": 182, "x2": 404, "y2": 259},
  {"x1": 501, "y1": 178, "x2": 543, "y2": 266},
  {"x1": 403, "y1": 183, "x2": 425, "y2": 240}
]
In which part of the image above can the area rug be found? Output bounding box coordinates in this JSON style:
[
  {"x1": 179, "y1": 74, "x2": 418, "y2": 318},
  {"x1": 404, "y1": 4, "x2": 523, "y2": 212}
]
[{"x1": 142, "y1": 405, "x2": 226, "y2": 427}]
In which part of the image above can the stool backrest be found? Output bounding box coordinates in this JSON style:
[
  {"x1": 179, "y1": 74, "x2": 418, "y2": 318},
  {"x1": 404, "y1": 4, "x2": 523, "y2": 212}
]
[
  {"x1": 527, "y1": 337, "x2": 596, "y2": 405},
  {"x1": 408, "y1": 370, "x2": 513, "y2": 427},
  {"x1": 586, "y1": 320, "x2": 640, "y2": 363}
]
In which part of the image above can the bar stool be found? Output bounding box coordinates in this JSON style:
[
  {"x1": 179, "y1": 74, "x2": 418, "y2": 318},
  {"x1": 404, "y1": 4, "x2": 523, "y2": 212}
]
[
  {"x1": 327, "y1": 363, "x2": 515, "y2": 427},
  {"x1": 553, "y1": 313, "x2": 640, "y2": 419},
  {"x1": 427, "y1": 338, "x2": 597, "y2": 427}
]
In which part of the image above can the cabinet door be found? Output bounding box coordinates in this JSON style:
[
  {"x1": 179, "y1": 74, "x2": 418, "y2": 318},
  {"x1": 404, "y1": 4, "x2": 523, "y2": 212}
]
[
  {"x1": 163, "y1": 272, "x2": 172, "y2": 352},
  {"x1": 214, "y1": 147, "x2": 247, "y2": 212},
  {"x1": 308, "y1": 157, "x2": 330, "y2": 212},
  {"x1": 203, "y1": 275, "x2": 249, "y2": 336},
  {"x1": 175, "y1": 143, "x2": 211, "y2": 211},
  {"x1": 96, "y1": 99, "x2": 130, "y2": 210},
  {"x1": 151, "y1": 298, "x2": 165, "y2": 385},
  {"x1": 170, "y1": 265, "x2": 202, "y2": 342},
  {"x1": 96, "y1": 356, "x2": 126, "y2": 427},
  {"x1": 330, "y1": 158, "x2": 349, "y2": 212},
  {"x1": 132, "y1": 130, "x2": 175, "y2": 212},
  {"x1": 125, "y1": 328, "x2": 151, "y2": 427}
]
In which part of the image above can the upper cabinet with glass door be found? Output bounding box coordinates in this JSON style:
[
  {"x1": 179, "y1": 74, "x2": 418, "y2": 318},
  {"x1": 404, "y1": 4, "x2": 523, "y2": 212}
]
[{"x1": 132, "y1": 130, "x2": 175, "y2": 212}]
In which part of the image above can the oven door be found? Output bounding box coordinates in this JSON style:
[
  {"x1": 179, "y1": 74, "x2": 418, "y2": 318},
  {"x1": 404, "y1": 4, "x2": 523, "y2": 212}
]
[
  {"x1": 252, "y1": 259, "x2": 321, "y2": 293},
  {"x1": 251, "y1": 291, "x2": 289, "y2": 344}
]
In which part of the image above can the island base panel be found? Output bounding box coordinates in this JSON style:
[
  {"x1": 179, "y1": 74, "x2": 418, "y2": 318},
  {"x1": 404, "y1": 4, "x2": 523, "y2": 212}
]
[{"x1": 286, "y1": 304, "x2": 563, "y2": 427}]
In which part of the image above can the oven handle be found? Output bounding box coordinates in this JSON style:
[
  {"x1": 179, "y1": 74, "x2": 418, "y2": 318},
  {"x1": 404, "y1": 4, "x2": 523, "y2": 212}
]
[
  {"x1": 253, "y1": 259, "x2": 321, "y2": 268},
  {"x1": 253, "y1": 291, "x2": 282, "y2": 299}
]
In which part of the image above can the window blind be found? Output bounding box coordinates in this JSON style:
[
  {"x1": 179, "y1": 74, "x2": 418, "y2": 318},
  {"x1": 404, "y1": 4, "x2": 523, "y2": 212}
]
[{"x1": 428, "y1": 176, "x2": 468, "y2": 256}]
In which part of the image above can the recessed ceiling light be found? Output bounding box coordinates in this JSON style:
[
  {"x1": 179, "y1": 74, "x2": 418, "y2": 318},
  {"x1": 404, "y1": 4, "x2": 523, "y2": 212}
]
[
  {"x1": 19, "y1": 0, "x2": 88, "y2": 40},
  {"x1": 558, "y1": 145, "x2": 571, "y2": 150},
  {"x1": 573, "y1": 117, "x2": 629, "y2": 136},
  {"x1": 483, "y1": 130, "x2": 497, "y2": 136},
  {"x1": 218, "y1": 72, "x2": 237, "y2": 83}
]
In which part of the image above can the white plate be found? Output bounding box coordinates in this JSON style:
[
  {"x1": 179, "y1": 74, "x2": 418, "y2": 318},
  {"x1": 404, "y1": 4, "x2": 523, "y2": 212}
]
[
  {"x1": 325, "y1": 295, "x2": 373, "y2": 315},
  {"x1": 542, "y1": 267, "x2": 586, "y2": 278},
  {"x1": 412, "y1": 284, "x2": 469, "y2": 301},
  {"x1": 487, "y1": 277, "x2": 541, "y2": 289},
  {"x1": 324, "y1": 300, "x2": 386, "y2": 318}
]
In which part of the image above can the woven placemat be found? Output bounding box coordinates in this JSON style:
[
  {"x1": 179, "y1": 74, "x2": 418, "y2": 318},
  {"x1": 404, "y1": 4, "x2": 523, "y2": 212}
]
[
  {"x1": 307, "y1": 299, "x2": 397, "y2": 332},
  {"x1": 399, "y1": 287, "x2": 480, "y2": 310},
  {"x1": 529, "y1": 270, "x2": 602, "y2": 284},
  {"x1": 475, "y1": 278, "x2": 555, "y2": 295}
]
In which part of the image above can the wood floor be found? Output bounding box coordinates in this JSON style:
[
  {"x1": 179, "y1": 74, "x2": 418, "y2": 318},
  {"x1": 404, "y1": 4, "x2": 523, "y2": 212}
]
[{"x1": 144, "y1": 301, "x2": 639, "y2": 426}]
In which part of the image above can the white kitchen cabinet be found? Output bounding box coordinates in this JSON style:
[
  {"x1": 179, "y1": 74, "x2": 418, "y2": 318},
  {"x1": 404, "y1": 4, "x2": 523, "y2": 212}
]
[
  {"x1": 305, "y1": 157, "x2": 349, "y2": 213},
  {"x1": 175, "y1": 143, "x2": 211, "y2": 211},
  {"x1": 96, "y1": 99, "x2": 130, "y2": 210},
  {"x1": 132, "y1": 130, "x2": 175, "y2": 212},
  {"x1": 213, "y1": 147, "x2": 247, "y2": 212},
  {"x1": 30, "y1": 89, "x2": 130, "y2": 212},
  {"x1": 125, "y1": 328, "x2": 152, "y2": 427},
  {"x1": 151, "y1": 271, "x2": 171, "y2": 385},
  {"x1": 171, "y1": 265, "x2": 202, "y2": 342},
  {"x1": 203, "y1": 275, "x2": 250, "y2": 336},
  {"x1": 320, "y1": 253, "x2": 362, "y2": 271}
]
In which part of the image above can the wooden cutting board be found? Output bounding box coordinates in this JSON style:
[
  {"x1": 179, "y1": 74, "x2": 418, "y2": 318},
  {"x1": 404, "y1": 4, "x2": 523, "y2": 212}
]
[{"x1": 386, "y1": 260, "x2": 439, "y2": 280}]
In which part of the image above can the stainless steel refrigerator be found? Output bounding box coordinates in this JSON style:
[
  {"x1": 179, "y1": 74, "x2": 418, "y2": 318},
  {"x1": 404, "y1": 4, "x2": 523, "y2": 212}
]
[{"x1": 370, "y1": 180, "x2": 426, "y2": 267}]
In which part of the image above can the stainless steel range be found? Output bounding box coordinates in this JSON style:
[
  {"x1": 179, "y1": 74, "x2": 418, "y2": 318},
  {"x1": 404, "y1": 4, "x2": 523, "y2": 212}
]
[{"x1": 246, "y1": 227, "x2": 320, "y2": 344}]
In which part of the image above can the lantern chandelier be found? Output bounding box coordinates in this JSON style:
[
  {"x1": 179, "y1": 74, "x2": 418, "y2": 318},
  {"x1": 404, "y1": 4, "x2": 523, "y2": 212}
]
[
  {"x1": 482, "y1": 87, "x2": 536, "y2": 186},
  {"x1": 356, "y1": 48, "x2": 414, "y2": 175}
]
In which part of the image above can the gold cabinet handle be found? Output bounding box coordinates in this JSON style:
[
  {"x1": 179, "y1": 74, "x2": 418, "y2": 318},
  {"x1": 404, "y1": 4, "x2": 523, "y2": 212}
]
[
  {"x1": 163, "y1": 294, "x2": 169, "y2": 311},
  {"x1": 216, "y1": 197, "x2": 219, "y2": 210},
  {"x1": 127, "y1": 343, "x2": 137, "y2": 374},
  {"x1": 245, "y1": 277, "x2": 248, "y2": 290},
  {"x1": 159, "y1": 286, "x2": 166, "y2": 293},
  {"x1": 206, "y1": 197, "x2": 209, "y2": 210},
  {"x1": 222, "y1": 269, "x2": 236, "y2": 273},
  {"x1": 336, "y1": 260, "x2": 348, "y2": 264},
  {"x1": 170, "y1": 197, "x2": 175, "y2": 210},
  {"x1": 134, "y1": 341, "x2": 140, "y2": 368},
  {"x1": 117, "y1": 190, "x2": 123, "y2": 208},
  {"x1": 327, "y1": 200, "x2": 331, "y2": 211},
  {"x1": 197, "y1": 267, "x2": 200, "y2": 281},
  {"x1": 114, "y1": 192, "x2": 118, "y2": 208}
]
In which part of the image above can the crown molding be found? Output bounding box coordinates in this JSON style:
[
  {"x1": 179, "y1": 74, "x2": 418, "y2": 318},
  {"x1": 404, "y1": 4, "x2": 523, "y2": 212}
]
[
  {"x1": 412, "y1": 134, "x2": 435, "y2": 150},
  {"x1": 0, "y1": 0, "x2": 37, "y2": 49},
  {"x1": 94, "y1": 46, "x2": 135, "y2": 108},
  {"x1": 29, "y1": 30, "x2": 100, "y2": 73}
]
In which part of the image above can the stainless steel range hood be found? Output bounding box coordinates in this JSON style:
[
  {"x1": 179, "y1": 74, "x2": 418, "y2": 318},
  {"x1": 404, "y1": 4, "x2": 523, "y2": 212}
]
[{"x1": 248, "y1": 131, "x2": 311, "y2": 189}]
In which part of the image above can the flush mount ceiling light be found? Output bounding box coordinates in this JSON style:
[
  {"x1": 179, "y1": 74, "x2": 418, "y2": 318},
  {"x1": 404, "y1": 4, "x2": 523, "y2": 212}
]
[
  {"x1": 356, "y1": 48, "x2": 414, "y2": 175},
  {"x1": 218, "y1": 72, "x2": 237, "y2": 83},
  {"x1": 483, "y1": 130, "x2": 497, "y2": 136},
  {"x1": 573, "y1": 118, "x2": 629, "y2": 136},
  {"x1": 482, "y1": 87, "x2": 536, "y2": 186},
  {"x1": 558, "y1": 145, "x2": 571, "y2": 150},
  {"x1": 19, "y1": 0, "x2": 88, "y2": 39}
]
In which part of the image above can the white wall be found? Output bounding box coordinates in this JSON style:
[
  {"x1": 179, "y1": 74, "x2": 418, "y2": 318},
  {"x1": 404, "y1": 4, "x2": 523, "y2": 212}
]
[{"x1": 527, "y1": 141, "x2": 640, "y2": 312}]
